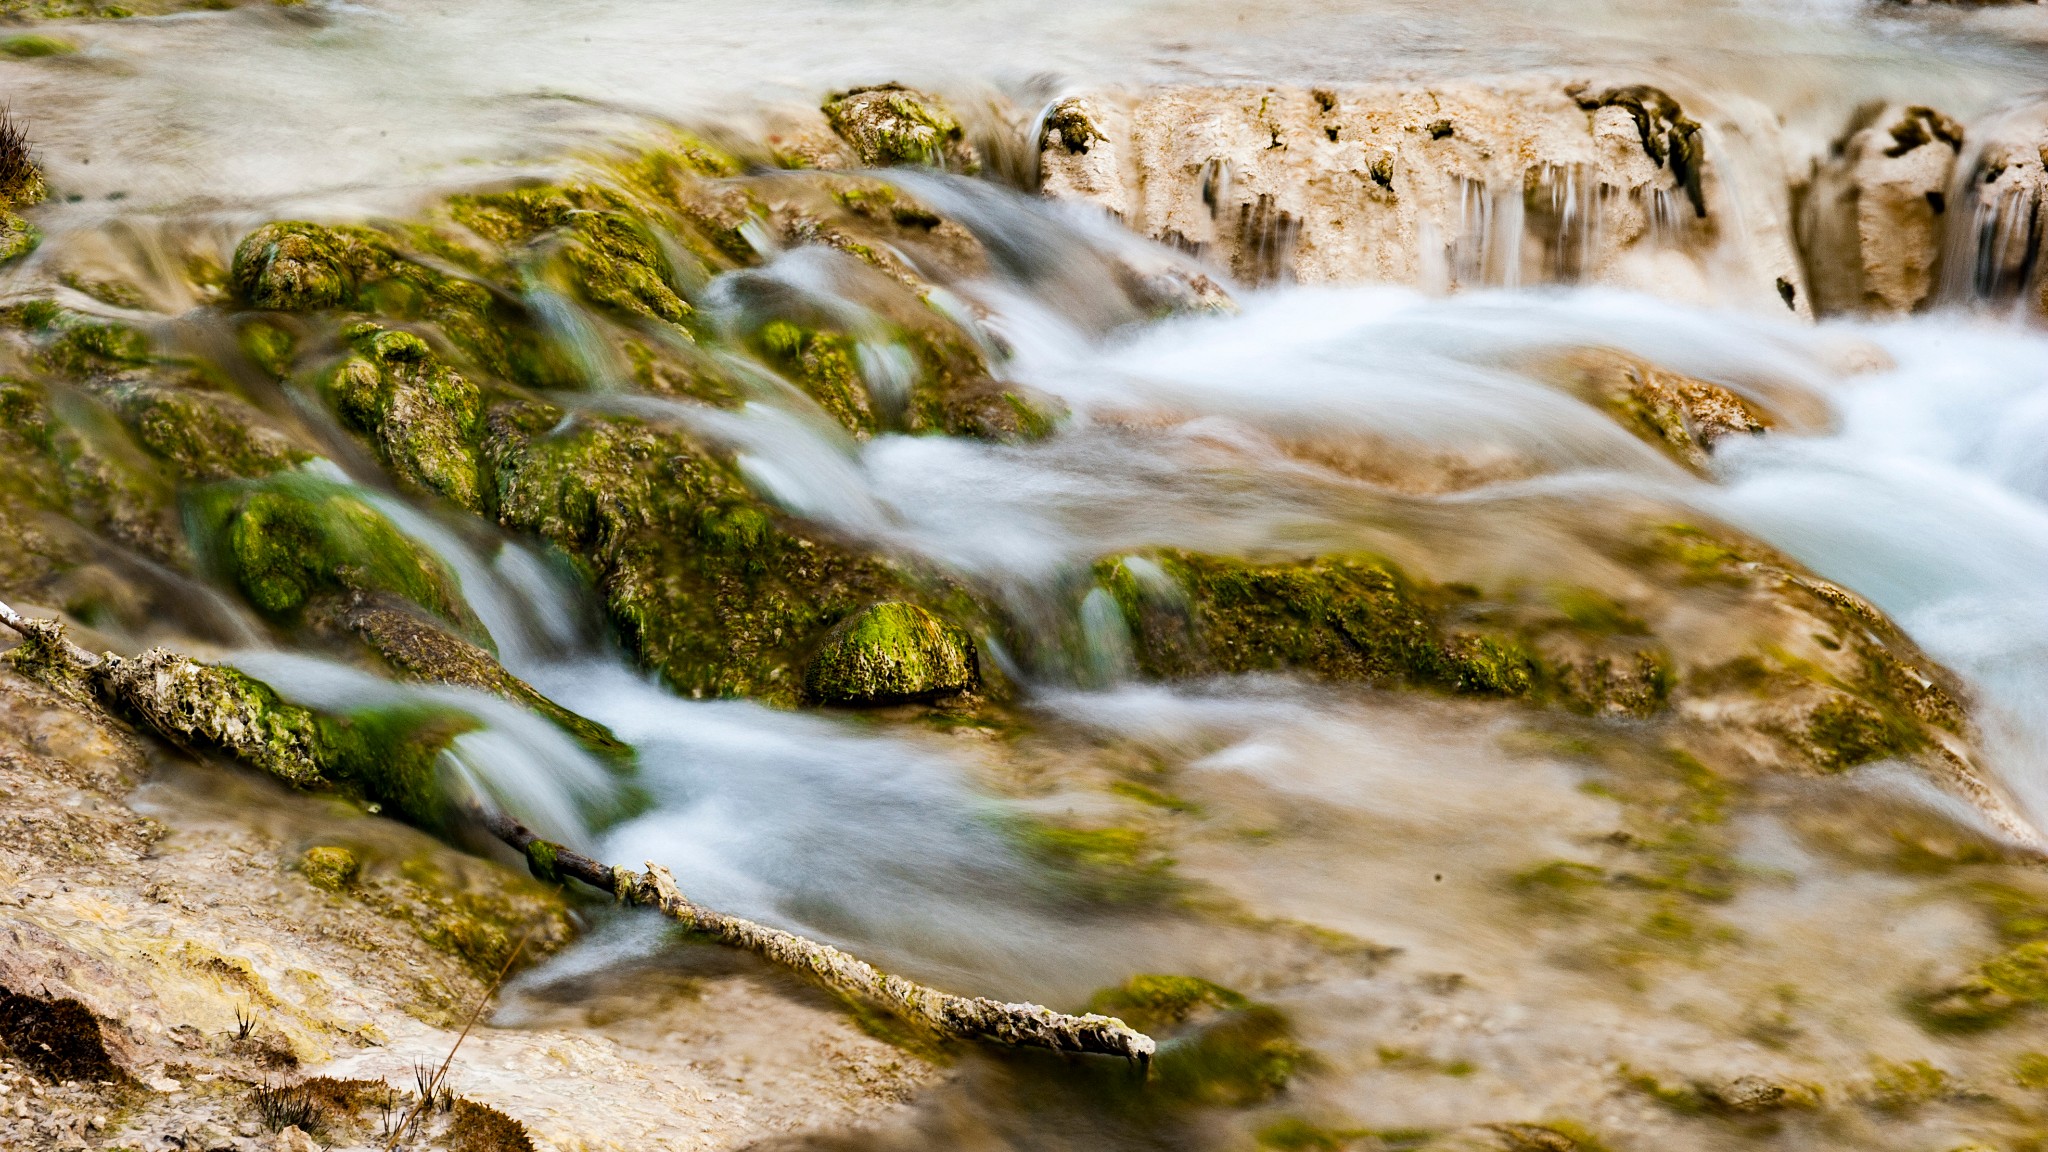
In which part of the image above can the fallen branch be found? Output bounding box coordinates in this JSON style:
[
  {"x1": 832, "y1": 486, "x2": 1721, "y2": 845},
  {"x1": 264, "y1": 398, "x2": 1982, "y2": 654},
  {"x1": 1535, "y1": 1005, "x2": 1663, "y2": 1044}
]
[
  {"x1": 0, "y1": 602, "x2": 1156, "y2": 1066},
  {"x1": 475, "y1": 805, "x2": 1155, "y2": 1064}
]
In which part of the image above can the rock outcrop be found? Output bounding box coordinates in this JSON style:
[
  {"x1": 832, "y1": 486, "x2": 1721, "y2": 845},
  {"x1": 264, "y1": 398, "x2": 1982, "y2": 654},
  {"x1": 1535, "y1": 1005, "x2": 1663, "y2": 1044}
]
[
  {"x1": 1799, "y1": 104, "x2": 1963, "y2": 315},
  {"x1": 1037, "y1": 81, "x2": 1809, "y2": 314}
]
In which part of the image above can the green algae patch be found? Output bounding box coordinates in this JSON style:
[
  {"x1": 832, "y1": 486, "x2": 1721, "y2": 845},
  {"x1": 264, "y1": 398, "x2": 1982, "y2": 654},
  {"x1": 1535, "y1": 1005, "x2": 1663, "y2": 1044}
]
[
  {"x1": 1098, "y1": 549, "x2": 1541, "y2": 699},
  {"x1": 1, "y1": 34, "x2": 73, "y2": 56},
  {"x1": 186, "y1": 472, "x2": 469, "y2": 625},
  {"x1": 325, "y1": 323, "x2": 484, "y2": 511},
  {"x1": 1012, "y1": 819, "x2": 1176, "y2": 904},
  {"x1": 1087, "y1": 974, "x2": 1247, "y2": 1033},
  {"x1": 822, "y1": 83, "x2": 979, "y2": 172},
  {"x1": 299, "y1": 844, "x2": 361, "y2": 892},
  {"x1": 484, "y1": 404, "x2": 928, "y2": 702},
  {"x1": 804, "y1": 600, "x2": 977, "y2": 704}
]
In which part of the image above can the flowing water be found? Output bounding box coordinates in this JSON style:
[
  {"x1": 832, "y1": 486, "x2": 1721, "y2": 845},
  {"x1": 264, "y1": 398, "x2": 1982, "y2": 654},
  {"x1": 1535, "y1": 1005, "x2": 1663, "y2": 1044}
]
[{"x1": 16, "y1": 0, "x2": 2048, "y2": 1148}]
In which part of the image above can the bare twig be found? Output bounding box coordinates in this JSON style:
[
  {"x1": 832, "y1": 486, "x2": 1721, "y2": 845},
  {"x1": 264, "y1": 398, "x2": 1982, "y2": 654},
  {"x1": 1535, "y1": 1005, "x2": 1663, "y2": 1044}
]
[{"x1": 475, "y1": 805, "x2": 1156, "y2": 1065}]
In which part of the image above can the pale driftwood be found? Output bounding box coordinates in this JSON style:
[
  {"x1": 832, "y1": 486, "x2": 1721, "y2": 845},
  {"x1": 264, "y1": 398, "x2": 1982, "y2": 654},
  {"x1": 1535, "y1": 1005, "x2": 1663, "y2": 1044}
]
[
  {"x1": 0, "y1": 602, "x2": 1156, "y2": 1065},
  {"x1": 475, "y1": 805, "x2": 1155, "y2": 1064}
]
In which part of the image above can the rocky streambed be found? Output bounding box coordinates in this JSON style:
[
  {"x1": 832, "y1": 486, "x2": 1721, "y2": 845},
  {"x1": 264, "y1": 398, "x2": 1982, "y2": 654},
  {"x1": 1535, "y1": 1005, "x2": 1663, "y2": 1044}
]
[{"x1": 5, "y1": 2, "x2": 2048, "y2": 1150}]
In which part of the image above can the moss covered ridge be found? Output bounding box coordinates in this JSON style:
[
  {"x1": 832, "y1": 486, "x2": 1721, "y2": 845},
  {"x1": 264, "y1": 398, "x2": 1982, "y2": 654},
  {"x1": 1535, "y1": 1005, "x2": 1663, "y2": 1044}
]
[
  {"x1": 327, "y1": 323, "x2": 486, "y2": 511},
  {"x1": 1098, "y1": 549, "x2": 1555, "y2": 701},
  {"x1": 805, "y1": 600, "x2": 978, "y2": 704},
  {"x1": 485, "y1": 402, "x2": 952, "y2": 703},
  {"x1": 185, "y1": 471, "x2": 473, "y2": 629}
]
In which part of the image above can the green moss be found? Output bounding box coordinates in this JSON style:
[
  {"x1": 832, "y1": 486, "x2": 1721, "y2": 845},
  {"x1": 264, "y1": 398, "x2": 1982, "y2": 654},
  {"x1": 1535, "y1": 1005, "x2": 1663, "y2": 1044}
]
[
  {"x1": 522, "y1": 839, "x2": 559, "y2": 884},
  {"x1": 1153, "y1": 1004, "x2": 1314, "y2": 1108},
  {"x1": 821, "y1": 84, "x2": 978, "y2": 172},
  {"x1": 232, "y1": 221, "x2": 387, "y2": 311},
  {"x1": 326, "y1": 323, "x2": 484, "y2": 511},
  {"x1": 1087, "y1": 974, "x2": 1247, "y2": 1033},
  {"x1": 99, "y1": 650, "x2": 331, "y2": 787},
  {"x1": 1099, "y1": 549, "x2": 1540, "y2": 699},
  {"x1": 94, "y1": 377, "x2": 309, "y2": 481},
  {"x1": 1013, "y1": 820, "x2": 1175, "y2": 904},
  {"x1": 560, "y1": 210, "x2": 690, "y2": 324},
  {"x1": 1549, "y1": 586, "x2": 1648, "y2": 635},
  {"x1": 1866, "y1": 1058, "x2": 1949, "y2": 1112},
  {"x1": 346, "y1": 600, "x2": 632, "y2": 764},
  {"x1": 2014, "y1": 1052, "x2": 2048, "y2": 1089},
  {"x1": 238, "y1": 318, "x2": 297, "y2": 378},
  {"x1": 0, "y1": 34, "x2": 73, "y2": 56},
  {"x1": 450, "y1": 185, "x2": 692, "y2": 327},
  {"x1": 187, "y1": 472, "x2": 469, "y2": 625},
  {"x1": 804, "y1": 600, "x2": 977, "y2": 704},
  {"x1": 5, "y1": 302, "x2": 151, "y2": 374},
  {"x1": 0, "y1": 210, "x2": 38, "y2": 264},
  {"x1": 756, "y1": 320, "x2": 874, "y2": 434},
  {"x1": 485, "y1": 407, "x2": 923, "y2": 702},
  {"x1": 1645, "y1": 523, "x2": 1751, "y2": 585},
  {"x1": 231, "y1": 220, "x2": 573, "y2": 391},
  {"x1": 317, "y1": 704, "x2": 480, "y2": 829},
  {"x1": 299, "y1": 845, "x2": 360, "y2": 891}
]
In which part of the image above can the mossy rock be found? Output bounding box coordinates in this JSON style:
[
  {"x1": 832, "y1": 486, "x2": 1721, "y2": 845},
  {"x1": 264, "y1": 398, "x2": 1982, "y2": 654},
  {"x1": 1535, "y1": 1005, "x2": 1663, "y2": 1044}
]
[
  {"x1": 4, "y1": 301, "x2": 151, "y2": 375},
  {"x1": 822, "y1": 83, "x2": 979, "y2": 172},
  {"x1": 299, "y1": 844, "x2": 361, "y2": 891},
  {"x1": 804, "y1": 601, "x2": 977, "y2": 704},
  {"x1": 91, "y1": 375, "x2": 310, "y2": 481},
  {"x1": 186, "y1": 472, "x2": 470, "y2": 626},
  {"x1": 485, "y1": 405, "x2": 926, "y2": 702},
  {"x1": 755, "y1": 320, "x2": 875, "y2": 434},
  {"x1": 318, "y1": 703, "x2": 482, "y2": 829},
  {"x1": 232, "y1": 221, "x2": 392, "y2": 311},
  {"x1": 1100, "y1": 549, "x2": 1539, "y2": 697},
  {"x1": 448, "y1": 186, "x2": 694, "y2": 327},
  {"x1": 0, "y1": 209, "x2": 38, "y2": 264},
  {"x1": 231, "y1": 220, "x2": 573, "y2": 391},
  {"x1": 326, "y1": 324, "x2": 485, "y2": 511}
]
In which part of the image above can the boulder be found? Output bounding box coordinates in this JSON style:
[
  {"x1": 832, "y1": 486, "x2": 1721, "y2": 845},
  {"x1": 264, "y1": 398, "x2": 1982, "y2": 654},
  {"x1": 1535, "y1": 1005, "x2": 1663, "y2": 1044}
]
[{"x1": 804, "y1": 601, "x2": 978, "y2": 704}]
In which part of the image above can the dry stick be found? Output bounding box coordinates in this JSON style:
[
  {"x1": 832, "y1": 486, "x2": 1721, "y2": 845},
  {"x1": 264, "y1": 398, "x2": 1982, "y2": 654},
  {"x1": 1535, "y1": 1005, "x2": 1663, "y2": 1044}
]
[
  {"x1": 474, "y1": 805, "x2": 1157, "y2": 1065},
  {"x1": 0, "y1": 603, "x2": 1155, "y2": 1066},
  {"x1": 384, "y1": 927, "x2": 535, "y2": 1152}
]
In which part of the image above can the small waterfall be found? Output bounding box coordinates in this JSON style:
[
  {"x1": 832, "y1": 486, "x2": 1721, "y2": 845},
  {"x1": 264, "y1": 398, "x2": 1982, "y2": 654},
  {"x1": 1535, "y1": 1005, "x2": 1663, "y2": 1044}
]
[
  {"x1": 1450, "y1": 176, "x2": 1525, "y2": 289},
  {"x1": 1528, "y1": 163, "x2": 1605, "y2": 283}
]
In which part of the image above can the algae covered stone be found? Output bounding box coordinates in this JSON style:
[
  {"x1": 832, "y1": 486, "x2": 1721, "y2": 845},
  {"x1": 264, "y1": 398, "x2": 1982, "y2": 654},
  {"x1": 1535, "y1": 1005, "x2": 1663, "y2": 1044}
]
[
  {"x1": 804, "y1": 601, "x2": 978, "y2": 704},
  {"x1": 325, "y1": 324, "x2": 485, "y2": 511},
  {"x1": 821, "y1": 84, "x2": 979, "y2": 172}
]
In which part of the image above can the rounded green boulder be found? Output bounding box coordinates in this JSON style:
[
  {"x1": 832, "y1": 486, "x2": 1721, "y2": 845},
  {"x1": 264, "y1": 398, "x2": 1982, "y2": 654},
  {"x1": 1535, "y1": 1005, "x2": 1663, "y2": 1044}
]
[{"x1": 804, "y1": 601, "x2": 978, "y2": 704}]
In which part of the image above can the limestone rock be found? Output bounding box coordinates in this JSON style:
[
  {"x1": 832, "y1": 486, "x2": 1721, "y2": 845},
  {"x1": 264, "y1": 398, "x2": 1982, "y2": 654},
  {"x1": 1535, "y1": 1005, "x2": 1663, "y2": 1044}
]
[
  {"x1": 1037, "y1": 80, "x2": 1809, "y2": 315},
  {"x1": 1801, "y1": 104, "x2": 1962, "y2": 315},
  {"x1": 804, "y1": 601, "x2": 978, "y2": 704}
]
